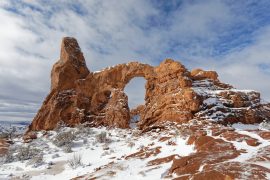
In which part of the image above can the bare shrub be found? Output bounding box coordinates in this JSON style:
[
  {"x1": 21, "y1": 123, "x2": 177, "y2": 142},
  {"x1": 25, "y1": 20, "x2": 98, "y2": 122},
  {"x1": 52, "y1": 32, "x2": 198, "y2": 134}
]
[
  {"x1": 127, "y1": 141, "x2": 135, "y2": 149},
  {"x1": 63, "y1": 144, "x2": 72, "y2": 153},
  {"x1": 52, "y1": 153, "x2": 60, "y2": 159},
  {"x1": 95, "y1": 132, "x2": 111, "y2": 143},
  {"x1": 0, "y1": 131, "x2": 9, "y2": 139},
  {"x1": 54, "y1": 120, "x2": 67, "y2": 132},
  {"x1": 83, "y1": 138, "x2": 88, "y2": 144},
  {"x1": 74, "y1": 124, "x2": 95, "y2": 139},
  {"x1": 68, "y1": 153, "x2": 83, "y2": 169},
  {"x1": 132, "y1": 130, "x2": 141, "y2": 137},
  {"x1": 139, "y1": 145, "x2": 145, "y2": 150},
  {"x1": 259, "y1": 120, "x2": 270, "y2": 130},
  {"x1": 75, "y1": 123, "x2": 85, "y2": 130},
  {"x1": 1, "y1": 150, "x2": 14, "y2": 164},
  {"x1": 53, "y1": 131, "x2": 75, "y2": 147},
  {"x1": 16, "y1": 146, "x2": 41, "y2": 162},
  {"x1": 84, "y1": 127, "x2": 95, "y2": 135},
  {"x1": 102, "y1": 144, "x2": 109, "y2": 150},
  {"x1": 167, "y1": 139, "x2": 177, "y2": 146},
  {"x1": 0, "y1": 126, "x2": 17, "y2": 139},
  {"x1": 27, "y1": 154, "x2": 44, "y2": 167}
]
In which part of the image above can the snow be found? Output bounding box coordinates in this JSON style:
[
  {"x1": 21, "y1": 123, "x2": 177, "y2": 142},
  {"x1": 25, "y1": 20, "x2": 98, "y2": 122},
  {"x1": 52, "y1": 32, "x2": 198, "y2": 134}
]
[
  {"x1": 191, "y1": 79, "x2": 266, "y2": 123},
  {"x1": 1, "y1": 118, "x2": 269, "y2": 179},
  {"x1": 93, "y1": 64, "x2": 117, "y2": 74},
  {"x1": 203, "y1": 97, "x2": 219, "y2": 105},
  {"x1": 232, "y1": 123, "x2": 260, "y2": 130},
  {"x1": 218, "y1": 124, "x2": 270, "y2": 170},
  {"x1": 0, "y1": 126, "x2": 195, "y2": 180}
]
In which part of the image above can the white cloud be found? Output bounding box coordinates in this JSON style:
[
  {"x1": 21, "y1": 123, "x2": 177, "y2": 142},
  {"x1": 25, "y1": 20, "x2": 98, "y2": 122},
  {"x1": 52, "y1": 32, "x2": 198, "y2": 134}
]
[
  {"x1": 0, "y1": 0, "x2": 270, "y2": 121},
  {"x1": 215, "y1": 26, "x2": 270, "y2": 100}
]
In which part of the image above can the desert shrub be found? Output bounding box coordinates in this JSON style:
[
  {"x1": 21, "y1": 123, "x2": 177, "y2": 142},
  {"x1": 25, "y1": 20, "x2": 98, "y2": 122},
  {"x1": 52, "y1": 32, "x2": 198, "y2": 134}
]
[
  {"x1": 74, "y1": 124, "x2": 95, "y2": 139},
  {"x1": 16, "y1": 146, "x2": 41, "y2": 162},
  {"x1": 259, "y1": 120, "x2": 270, "y2": 130},
  {"x1": 95, "y1": 132, "x2": 111, "y2": 143},
  {"x1": 52, "y1": 153, "x2": 60, "y2": 159},
  {"x1": 0, "y1": 126, "x2": 17, "y2": 139},
  {"x1": 127, "y1": 141, "x2": 135, "y2": 149},
  {"x1": 83, "y1": 127, "x2": 95, "y2": 135},
  {"x1": 102, "y1": 143, "x2": 110, "y2": 150},
  {"x1": 83, "y1": 138, "x2": 88, "y2": 144},
  {"x1": 63, "y1": 144, "x2": 72, "y2": 153},
  {"x1": 0, "y1": 132, "x2": 9, "y2": 139},
  {"x1": 1, "y1": 150, "x2": 14, "y2": 164},
  {"x1": 68, "y1": 153, "x2": 83, "y2": 169},
  {"x1": 139, "y1": 145, "x2": 145, "y2": 150},
  {"x1": 167, "y1": 139, "x2": 177, "y2": 146},
  {"x1": 53, "y1": 131, "x2": 75, "y2": 147},
  {"x1": 26, "y1": 154, "x2": 44, "y2": 167},
  {"x1": 132, "y1": 130, "x2": 141, "y2": 137},
  {"x1": 54, "y1": 121, "x2": 67, "y2": 132},
  {"x1": 0, "y1": 157, "x2": 5, "y2": 165}
]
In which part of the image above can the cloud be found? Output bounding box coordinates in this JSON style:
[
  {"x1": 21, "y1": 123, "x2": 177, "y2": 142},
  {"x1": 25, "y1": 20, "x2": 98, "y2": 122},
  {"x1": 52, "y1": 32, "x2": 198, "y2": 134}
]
[
  {"x1": 0, "y1": 0, "x2": 270, "y2": 121},
  {"x1": 215, "y1": 26, "x2": 270, "y2": 100}
]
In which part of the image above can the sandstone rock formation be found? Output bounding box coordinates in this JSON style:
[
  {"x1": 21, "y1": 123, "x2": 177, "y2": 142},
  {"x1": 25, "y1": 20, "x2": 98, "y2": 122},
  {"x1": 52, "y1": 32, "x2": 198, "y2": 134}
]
[
  {"x1": 28, "y1": 37, "x2": 270, "y2": 131},
  {"x1": 0, "y1": 139, "x2": 9, "y2": 157}
]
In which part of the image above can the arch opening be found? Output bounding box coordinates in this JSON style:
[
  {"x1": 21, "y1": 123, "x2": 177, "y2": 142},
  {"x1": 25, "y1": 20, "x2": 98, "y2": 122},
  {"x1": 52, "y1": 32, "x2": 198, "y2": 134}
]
[{"x1": 124, "y1": 77, "x2": 147, "y2": 128}]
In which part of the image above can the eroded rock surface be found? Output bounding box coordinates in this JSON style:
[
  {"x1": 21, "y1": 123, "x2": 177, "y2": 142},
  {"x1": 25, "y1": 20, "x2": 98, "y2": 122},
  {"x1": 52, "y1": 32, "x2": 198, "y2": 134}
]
[{"x1": 28, "y1": 37, "x2": 270, "y2": 131}]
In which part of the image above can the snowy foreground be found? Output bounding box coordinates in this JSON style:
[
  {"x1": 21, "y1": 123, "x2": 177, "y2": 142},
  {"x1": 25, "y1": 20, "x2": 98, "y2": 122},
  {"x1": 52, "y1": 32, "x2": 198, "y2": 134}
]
[
  {"x1": 0, "y1": 123, "x2": 194, "y2": 180},
  {"x1": 0, "y1": 121, "x2": 270, "y2": 180}
]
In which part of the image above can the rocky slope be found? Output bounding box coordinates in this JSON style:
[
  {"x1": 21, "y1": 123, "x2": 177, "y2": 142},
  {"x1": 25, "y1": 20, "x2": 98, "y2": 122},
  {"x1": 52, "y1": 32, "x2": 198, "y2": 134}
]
[
  {"x1": 1, "y1": 122, "x2": 270, "y2": 179},
  {"x1": 28, "y1": 37, "x2": 270, "y2": 132},
  {"x1": 1, "y1": 37, "x2": 270, "y2": 180}
]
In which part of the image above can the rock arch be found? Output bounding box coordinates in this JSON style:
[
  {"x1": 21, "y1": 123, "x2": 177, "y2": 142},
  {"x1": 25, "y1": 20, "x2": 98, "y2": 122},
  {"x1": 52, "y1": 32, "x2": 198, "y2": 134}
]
[
  {"x1": 28, "y1": 37, "x2": 270, "y2": 132},
  {"x1": 29, "y1": 37, "x2": 202, "y2": 131}
]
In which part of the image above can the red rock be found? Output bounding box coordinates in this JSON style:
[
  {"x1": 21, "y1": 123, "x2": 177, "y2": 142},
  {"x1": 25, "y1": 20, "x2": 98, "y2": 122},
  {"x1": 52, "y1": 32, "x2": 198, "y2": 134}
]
[
  {"x1": 27, "y1": 37, "x2": 270, "y2": 132},
  {"x1": 23, "y1": 132, "x2": 37, "y2": 143},
  {"x1": 186, "y1": 135, "x2": 196, "y2": 145},
  {"x1": 221, "y1": 131, "x2": 260, "y2": 146},
  {"x1": 211, "y1": 127, "x2": 227, "y2": 136},
  {"x1": 130, "y1": 105, "x2": 145, "y2": 120},
  {"x1": 125, "y1": 146, "x2": 161, "y2": 160},
  {"x1": 0, "y1": 138, "x2": 9, "y2": 157},
  {"x1": 199, "y1": 162, "x2": 270, "y2": 180},
  {"x1": 147, "y1": 154, "x2": 179, "y2": 166},
  {"x1": 190, "y1": 68, "x2": 218, "y2": 81},
  {"x1": 158, "y1": 136, "x2": 171, "y2": 142},
  {"x1": 258, "y1": 131, "x2": 270, "y2": 140},
  {"x1": 245, "y1": 138, "x2": 261, "y2": 146}
]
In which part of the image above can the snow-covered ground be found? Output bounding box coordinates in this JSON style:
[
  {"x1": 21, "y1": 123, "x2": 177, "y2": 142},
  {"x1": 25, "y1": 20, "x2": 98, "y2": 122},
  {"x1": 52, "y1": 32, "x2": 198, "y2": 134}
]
[
  {"x1": 0, "y1": 124, "x2": 195, "y2": 180},
  {"x1": 0, "y1": 121, "x2": 269, "y2": 179}
]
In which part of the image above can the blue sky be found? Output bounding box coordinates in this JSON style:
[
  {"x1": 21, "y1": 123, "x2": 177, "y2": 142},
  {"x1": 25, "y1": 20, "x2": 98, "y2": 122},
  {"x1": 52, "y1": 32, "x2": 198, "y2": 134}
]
[{"x1": 1, "y1": 0, "x2": 270, "y2": 121}]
